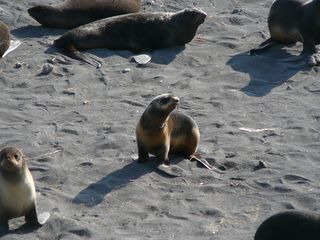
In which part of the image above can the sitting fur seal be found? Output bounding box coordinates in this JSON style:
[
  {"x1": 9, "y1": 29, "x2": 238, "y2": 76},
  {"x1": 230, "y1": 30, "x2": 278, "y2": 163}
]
[
  {"x1": 0, "y1": 147, "x2": 50, "y2": 232},
  {"x1": 53, "y1": 8, "x2": 207, "y2": 68},
  {"x1": 28, "y1": 0, "x2": 141, "y2": 28},
  {"x1": 0, "y1": 21, "x2": 10, "y2": 58},
  {"x1": 254, "y1": 211, "x2": 320, "y2": 240},
  {"x1": 135, "y1": 93, "x2": 200, "y2": 166},
  {"x1": 250, "y1": 0, "x2": 320, "y2": 66}
]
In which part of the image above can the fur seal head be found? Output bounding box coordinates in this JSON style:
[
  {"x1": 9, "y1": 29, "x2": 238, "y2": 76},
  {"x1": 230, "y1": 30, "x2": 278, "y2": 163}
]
[
  {"x1": 0, "y1": 147, "x2": 25, "y2": 176},
  {"x1": 171, "y1": 8, "x2": 207, "y2": 43},
  {"x1": 142, "y1": 93, "x2": 180, "y2": 130}
]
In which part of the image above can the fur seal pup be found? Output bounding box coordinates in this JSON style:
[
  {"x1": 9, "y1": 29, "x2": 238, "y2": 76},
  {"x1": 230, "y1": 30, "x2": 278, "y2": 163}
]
[
  {"x1": 254, "y1": 210, "x2": 320, "y2": 240},
  {"x1": 0, "y1": 21, "x2": 10, "y2": 58},
  {"x1": 135, "y1": 93, "x2": 200, "y2": 166},
  {"x1": 0, "y1": 147, "x2": 49, "y2": 232},
  {"x1": 28, "y1": 0, "x2": 141, "y2": 29},
  {"x1": 250, "y1": 0, "x2": 320, "y2": 66},
  {"x1": 53, "y1": 8, "x2": 207, "y2": 68}
]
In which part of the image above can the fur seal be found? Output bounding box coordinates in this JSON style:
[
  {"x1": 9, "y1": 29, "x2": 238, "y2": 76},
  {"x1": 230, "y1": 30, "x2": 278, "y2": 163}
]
[
  {"x1": 28, "y1": 0, "x2": 141, "y2": 29},
  {"x1": 53, "y1": 8, "x2": 207, "y2": 68},
  {"x1": 0, "y1": 21, "x2": 10, "y2": 58},
  {"x1": 135, "y1": 93, "x2": 200, "y2": 165},
  {"x1": 250, "y1": 0, "x2": 320, "y2": 66},
  {"x1": 0, "y1": 147, "x2": 49, "y2": 232},
  {"x1": 254, "y1": 210, "x2": 320, "y2": 240}
]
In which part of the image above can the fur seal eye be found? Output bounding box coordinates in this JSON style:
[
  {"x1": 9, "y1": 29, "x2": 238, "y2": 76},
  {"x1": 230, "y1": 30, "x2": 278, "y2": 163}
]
[
  {"x1": 161, "y1": 97, "x2": 170, "y2": 105},
  {"x1": 14, "y1": 154, "x2": 18, "y2": 159}
]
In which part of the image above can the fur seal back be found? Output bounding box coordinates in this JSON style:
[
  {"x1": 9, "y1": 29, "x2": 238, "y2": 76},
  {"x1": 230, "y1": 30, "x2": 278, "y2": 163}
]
[{"x1": 28, "y1": 0, "x2": 141, "y2": 28}]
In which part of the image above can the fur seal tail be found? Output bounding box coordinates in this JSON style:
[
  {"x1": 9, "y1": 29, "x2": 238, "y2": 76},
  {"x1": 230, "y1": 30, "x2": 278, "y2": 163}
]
[{"x1": 54, "y1": 39, "x2": 102, "y2": 68}]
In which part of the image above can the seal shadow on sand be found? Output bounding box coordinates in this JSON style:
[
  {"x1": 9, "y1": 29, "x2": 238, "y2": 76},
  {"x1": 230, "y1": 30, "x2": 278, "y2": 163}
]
[
  {"x1": 72, "y1": 156, "x2": 185, "y2": 207},
  {"x1": 11, "y1": 25, "x2": 67, "y2": 38},
  {"x1": 73, "y1": 45, "x2": 186, "y2": 65},
  {"x1": 0, "y1": 223, "x2": 37, "y2": 237},
  {"x1": 227, "y1": 46, "x2": 312, "y2": 97}
]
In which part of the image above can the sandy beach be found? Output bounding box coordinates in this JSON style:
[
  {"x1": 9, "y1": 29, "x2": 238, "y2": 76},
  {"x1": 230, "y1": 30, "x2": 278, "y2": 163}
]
[{"x1": 0, "y1": 0, "x2": 320, "y2": 239}]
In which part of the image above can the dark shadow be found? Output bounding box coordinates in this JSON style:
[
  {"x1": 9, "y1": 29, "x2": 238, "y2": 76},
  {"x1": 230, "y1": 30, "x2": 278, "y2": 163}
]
[
  {"x1": 11, "y1": 25, "x2": 67, "y2": 38},
  {"x1": 87, "y1": 45, "x2": 185, "y2": 65},
  {"x1": 45, "y1": 45, "x2": 185, "y2": 66},
  {"x1": 72, "y1": 158, "x2": 184, "y2": 207},
  {"x1": 227, "y1": 46, "x2": 311, "y2": 97},
  {"x1": 0, "y1": 223, "x2": 39, "y2": 237}
]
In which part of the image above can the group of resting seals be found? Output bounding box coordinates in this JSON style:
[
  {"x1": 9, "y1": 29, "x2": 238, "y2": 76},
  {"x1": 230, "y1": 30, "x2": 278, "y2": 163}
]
[{"x1": 27, "y1": 0, "x2": 207, "y2": 68}]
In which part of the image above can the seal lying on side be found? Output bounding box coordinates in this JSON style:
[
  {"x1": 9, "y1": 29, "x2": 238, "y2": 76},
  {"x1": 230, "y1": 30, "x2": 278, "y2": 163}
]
[
  {"x1": 250, "y1": 0, "x2": 320, "y2": 66},
  {"x1": 53, "y1": 8, "x2": 207, "y2": 68},
  {"x1": 0, "y1": 21, "x2": 10, "y2": 58},
  {"x1": 254, "y1": 211, "x2": 320, "y2": 240},
  {"x1": 0, "y1": 147, "x2": 50, "y2": 232},
  {"x1": 28, "y1": 0, "x2": 141, "y2": 28}
]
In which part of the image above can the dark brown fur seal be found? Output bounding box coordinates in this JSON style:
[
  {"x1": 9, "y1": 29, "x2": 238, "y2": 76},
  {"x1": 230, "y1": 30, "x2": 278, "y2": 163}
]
[
  {"x1": 254, "y1": 211, "x2": 320, "y2": 240},
  {"x1": 28, "y1": 0, "x2": 141, "y2": 28},
  {"x1": 250, "y1": 0, "x2": 320, "y2": 66},
  {"x1": 0, "y1": 147, "x2": 49, "y2": 232},
  {"x1": 53, "y1": 8, "x2": 207, "y2": 68},
  {"x1": 136, "y1": 93, "x2": 200, "y2": 165},
  {"x1": 0, "y1": 21, "x2": 10, "y2": 58}
]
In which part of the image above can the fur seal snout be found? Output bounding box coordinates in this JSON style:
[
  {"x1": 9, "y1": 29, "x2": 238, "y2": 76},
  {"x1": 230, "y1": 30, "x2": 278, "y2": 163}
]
[
  {"x1": 254, "y1": 210, "x2": 320, "y2": 240},
  {"x1": 136, "y1": 93, "x2": 200, "y2": 165},
  {"x1": 0, "y1": 147, "x2": 49, "y2": 232}
]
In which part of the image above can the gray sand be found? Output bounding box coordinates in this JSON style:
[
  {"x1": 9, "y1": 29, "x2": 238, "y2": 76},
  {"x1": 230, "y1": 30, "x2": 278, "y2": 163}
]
[{"x1": 0, "y1": 0, "x2": 319, "y2": 239}]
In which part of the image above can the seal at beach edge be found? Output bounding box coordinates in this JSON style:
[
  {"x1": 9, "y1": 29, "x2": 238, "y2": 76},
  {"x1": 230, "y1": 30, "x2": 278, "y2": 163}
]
[
  {"x1": 28, "y1": 0, "x2": 141, "y2": 28},
  {"x1": 53, "y1": 8, "x2": 207, "y2": 68},
  {"x1": 250, "y1": 0, "x2": 320, "y2": 66},
  {"x1": 254, "y1": 210, "x2": 320, "y2": 240},
  {"x1": 0, "y1": 147, "x2": 49, "y2": 232},
  {"x1": 0, "y1": 21, "x2": 10, "y2": 58}
]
